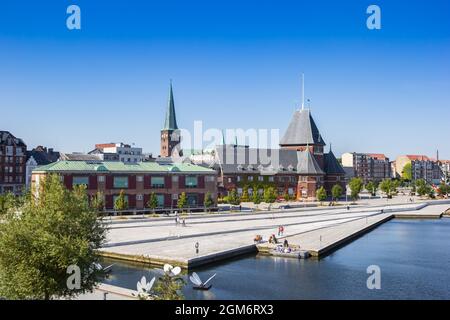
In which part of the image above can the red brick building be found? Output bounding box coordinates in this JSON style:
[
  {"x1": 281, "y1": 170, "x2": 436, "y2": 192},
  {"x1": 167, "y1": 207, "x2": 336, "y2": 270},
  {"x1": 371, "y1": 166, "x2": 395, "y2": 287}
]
[
  {"x1": 32, "y1": 161, "x2": 217, "y2": 211},
  {"x1": 210, "y1": 108, "x2": 346, "y2": 200},
  {"x1": 0, "y1": 131, "x2": 27, "y2": 194}
]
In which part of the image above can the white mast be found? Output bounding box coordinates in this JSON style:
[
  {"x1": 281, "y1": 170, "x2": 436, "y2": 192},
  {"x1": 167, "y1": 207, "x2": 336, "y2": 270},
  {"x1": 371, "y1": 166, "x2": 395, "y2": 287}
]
[{"x1": 301, "y1": 73, "x2": 305, "y2": 110}]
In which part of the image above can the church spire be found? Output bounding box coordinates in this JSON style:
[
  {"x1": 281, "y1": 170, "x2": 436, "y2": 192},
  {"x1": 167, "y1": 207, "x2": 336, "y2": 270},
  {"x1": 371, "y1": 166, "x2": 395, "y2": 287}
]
[{"x1": 163, "y1": 80, "x2": 178, "y2": 130}]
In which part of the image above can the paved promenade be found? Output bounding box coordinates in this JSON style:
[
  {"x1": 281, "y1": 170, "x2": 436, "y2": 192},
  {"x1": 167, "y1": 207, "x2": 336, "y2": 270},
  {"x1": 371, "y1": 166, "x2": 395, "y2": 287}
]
[{"x1": 100, "y1": 199, "x2": 450, "y2": 269}]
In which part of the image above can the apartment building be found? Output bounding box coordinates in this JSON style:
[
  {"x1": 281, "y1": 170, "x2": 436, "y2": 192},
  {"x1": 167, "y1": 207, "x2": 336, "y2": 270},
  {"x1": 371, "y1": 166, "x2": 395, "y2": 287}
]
[
  {"x1": 0, "y1": 131, "x2": 27, "y2": 194},
  {"x1": 395, "y1": 155, "x2": 442, "y2": 184},
  {"x1": 341, "y1": 152, "x2": 390, "y2": 183}
]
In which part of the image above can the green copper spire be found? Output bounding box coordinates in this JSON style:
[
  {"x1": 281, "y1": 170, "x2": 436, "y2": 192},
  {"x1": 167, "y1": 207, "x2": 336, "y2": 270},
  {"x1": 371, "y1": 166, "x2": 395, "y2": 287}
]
[{"x1": 163, "y1": 80, "x2": 178, "y2": 130}]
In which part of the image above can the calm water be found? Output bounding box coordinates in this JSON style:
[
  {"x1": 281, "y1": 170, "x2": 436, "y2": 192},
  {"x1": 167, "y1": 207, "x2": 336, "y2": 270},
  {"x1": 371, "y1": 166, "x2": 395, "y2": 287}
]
[{"x1": 102, "y1": 218, "x2": 450, "y2": 299}]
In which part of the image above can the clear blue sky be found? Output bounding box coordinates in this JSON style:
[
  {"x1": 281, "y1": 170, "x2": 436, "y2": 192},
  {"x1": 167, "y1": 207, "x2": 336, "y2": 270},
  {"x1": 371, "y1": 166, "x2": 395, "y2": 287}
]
[{"x1": 1, "y1": 0, "x2": 449, "y2": 159}]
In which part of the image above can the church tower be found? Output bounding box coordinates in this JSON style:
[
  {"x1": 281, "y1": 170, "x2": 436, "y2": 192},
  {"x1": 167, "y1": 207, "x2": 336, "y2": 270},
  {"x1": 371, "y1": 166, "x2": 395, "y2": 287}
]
[{"x1": 160, "y1": 81, "x2": 180, "y2": 157}]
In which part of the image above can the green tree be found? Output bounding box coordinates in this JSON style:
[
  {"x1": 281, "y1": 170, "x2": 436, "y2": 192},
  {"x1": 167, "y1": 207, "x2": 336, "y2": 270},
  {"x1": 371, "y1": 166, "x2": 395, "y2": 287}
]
[
  {"x1": 379, "y1": 179, "x2": 398, "y2": 199},
  {"x1": 177, "y1": 192, "x2": 188, "y2": 211},
  {"x1": 114, "y1": 190, "x2": 128, "y2": 212},
  {"x1": 147, "y1": 192, "x2": 158, "y2": 213},
  {"x1": 437, "y1": 183, "x2": 449, "y2": 197},
  {"x1": 252, "y1": 190, "x2": 262, "y2": 204},
  {"x1": 365, "y1": 181, "x2": 379, "y2": 197},
  {"x1": 240, "y1": 186, "x2": 250, "y2": 202},
  {"x1": 331, "y1": 184, "x2": 343, "y2": 202},
  {"x1": 153, "y1": 271, "x2": 186, "y2": 300},
  {"x1": 316, "y1": 186, "x2": 327, "y2": 204},
  {"x1": 0, "y1": 192, "x2": 16, "y2": 216},
  {"x1": 204, "y1": 192, "x2": 214, "y2": 212},
  {"x1": 227, "y1": 189, "x2": 241, "y2": 206},
  {"x1": 402, "y1": 163, "x2": 412, "y2": 181},
  {"x1": 91, "y1": 191, "x2": 105, "y2": 212},
  {"x1": 415, "y1": 179, "x2": 430, "y2": 197},
  {"x1": 348, "y1": 177, "x2": 363, "y2": 201},
  {"x1": 263, "y1": 187, "x2": 277, "y2": 204},
  {"x1": 0, "y1": 174, "x2": 107, "y2": 299}
]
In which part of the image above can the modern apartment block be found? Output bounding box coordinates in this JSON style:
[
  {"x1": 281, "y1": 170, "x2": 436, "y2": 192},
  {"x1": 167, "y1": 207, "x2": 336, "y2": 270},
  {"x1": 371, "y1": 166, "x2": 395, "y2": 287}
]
[
  {"x1": 395, "y1": 155, "x2": 442, "y2": 184},
  {"x1": 91, "y1": 143, "x2": 144, "y2": 163},
  {"x1": 31, "y1": 160, "x2": 217, "y2": 210},
  {"x1": 341, "y1": 152, "x2": 390, "y2": 183},
  {"x1": 0, "y1": 131, "x2": 27, "y2": 194}
]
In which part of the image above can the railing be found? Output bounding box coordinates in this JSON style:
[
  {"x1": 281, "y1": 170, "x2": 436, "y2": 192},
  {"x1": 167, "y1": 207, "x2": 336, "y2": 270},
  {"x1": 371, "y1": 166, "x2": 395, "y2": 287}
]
[{"x1": 99, "y1": 206, "x2": 219, "y2": 216}]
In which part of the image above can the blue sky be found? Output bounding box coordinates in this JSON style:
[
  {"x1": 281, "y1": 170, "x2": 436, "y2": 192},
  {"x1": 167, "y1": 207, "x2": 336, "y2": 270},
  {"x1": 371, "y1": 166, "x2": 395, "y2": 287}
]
[{"x1": 1, "y1": 0, "x2": 449, "y2": 159}]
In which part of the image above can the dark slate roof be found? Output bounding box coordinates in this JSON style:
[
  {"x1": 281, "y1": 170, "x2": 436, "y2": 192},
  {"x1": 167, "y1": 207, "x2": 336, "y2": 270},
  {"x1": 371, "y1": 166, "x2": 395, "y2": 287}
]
[
  {"x1": 297, "y1": 150, "x2": 325, "y2": 175},
  {"x1": 214, "y1": 145, "x2": 324, "y2": 175},
  {"x1": 214, "y1": 145, "x2": 296, "y2": 174},
  {"x1": 162, "y1": 82, "x2": 178, "y2": 130},
  {"x1": 0, "y1": 131, "x2": 26, "y2": 147},
  {"x1": 324, "y1": 150, "x2": 346, "y2": 175},
  {"x1": 26, "y1": 150, "x2": 60, "y2": 165},
  {"x1": 279, "y1": 109, "x2": 325, "y2": 146}
]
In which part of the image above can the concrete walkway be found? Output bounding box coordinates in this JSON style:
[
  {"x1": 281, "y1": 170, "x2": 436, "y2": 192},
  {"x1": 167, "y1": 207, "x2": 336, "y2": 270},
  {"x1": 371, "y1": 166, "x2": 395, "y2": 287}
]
[{"x1": 100, "y1": 200, "x2": 449, "y2": 269}]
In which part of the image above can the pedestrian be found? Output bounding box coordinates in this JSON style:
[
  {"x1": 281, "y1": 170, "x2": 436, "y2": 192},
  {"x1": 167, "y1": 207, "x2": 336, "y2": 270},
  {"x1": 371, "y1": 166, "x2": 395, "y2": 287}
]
[
  {"x1": 277, "y1": 226, "x2": 281, "y2": 236},
  {"x1": 280, "y1": 226, "x2": 284, "y2": 236},
  {"x1": 182, "y1": 219, "x2": 186, "y2": 227},
  {"x1": 175, "y1": 217, "x2": 178, "y2": 226}
]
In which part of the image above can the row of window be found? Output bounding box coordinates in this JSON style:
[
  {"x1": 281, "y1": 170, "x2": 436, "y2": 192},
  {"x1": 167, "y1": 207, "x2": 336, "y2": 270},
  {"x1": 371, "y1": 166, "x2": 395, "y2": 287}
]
[
  {"x1": 231, "y1": 176, "x2": 297, "y2": 183},
  {"x1": 0, "y1": 166, "x2": 24, "y2": 173},
  {"x1": 0, "y1": 146, "x2": 24, "y2": 156},
  {"x1": 0, "y1": 175, "x2": 23, "y2": 183},
  {"x1": 0, "y1": 156, "x2": 24, "y2": 164},
  {"x1": 71, "y1": 175, "x2": 215, "y2": 189},
  {"x1": 234, "y1": 187, "x2": 295, "y2": 196},
  {"x1": 107, "y1": 193, "x2": 200, "y2": 207}
]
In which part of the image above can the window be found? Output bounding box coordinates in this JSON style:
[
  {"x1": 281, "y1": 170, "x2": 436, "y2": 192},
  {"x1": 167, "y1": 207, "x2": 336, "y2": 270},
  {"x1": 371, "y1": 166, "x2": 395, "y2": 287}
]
[
  {"x1": 151, "y1": 177, "x2": 165, "y2": 188},
  {"x1": 136, "y1": 194, "x2": 143, "y2": 201},
  {"x1": 237, "y1": 176, "x2": 242, "y2": 182},
  {"x1": 258, "y1": 176, "x2": 264, "y2": 182},
  {"x1": 98, "y1": 176, "x2": 105, "y2": 182},
  {"x1": 268, "y1": 176, "x2": 274, "y2": 182},
  {"x1": 185, "y1": 176, "x2": 198, "y2": 188},
  {"x1": 172, "y1": 175, "x2": 179, "y2": 183},
  {"x1": 156, "y1": 194, "x2": 165, "y2": 207},
  {"x1": 73, "y1": 176, "x2": 89, "y2": 186},
  {"x1": 114, "y1": 176, "x2": 128, "y2": 188},
  {"x1": 248, "y1": 176, "x2": 254, "y2": 182},
  {"x1": 205, "y1": 175, "x2": 215, "y2": 182},
  {"x1": 237, "y1": 188, "x2": 243, "y2": 195},
  {"x1": 288, "y1": 188, "x2": 294, "y2": 195},
  {"x1": 186, "y1": 194, "x2": 198, "y2": 206},
  {"x1": 136, "y1": 176, "x2": 144, "y2": 182}
]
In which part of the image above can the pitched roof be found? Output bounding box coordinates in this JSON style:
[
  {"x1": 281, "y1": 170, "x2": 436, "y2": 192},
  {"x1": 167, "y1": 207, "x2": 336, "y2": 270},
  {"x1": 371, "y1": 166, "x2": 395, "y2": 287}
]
[
  {"x1": 213, "y1": 145, "x2": 324, "y2": 175},
  {"x1": 324, "y1": 150, "x2": 346, "y2": 175},
  {"x1": 59, "y1": 153, "x2": 103, "y2": 161},
  {"x1": 280, "y1": 109, "x2": 325, "y2": 146},
  {"x1": 162, "y1": 82, "x2": 178, "y2": 130},
  {"x1": 296, "y1": 150, "x2": 325, "y2": 175},
  {"x1": 32, "y1": 161, "x2": 215, "y2": 174},
  {"x1": 366, "y1": 153, "x2": 387, "y2": 160},
  {"x1": 405, "y1": 155, "x2": 430, "y2": 161},
  {"x1": 0, "y1": 131, "x2": 26, "y2": 147},
  {"x1": 26, "y1": 149, "x2": 60, "y2": 165}
]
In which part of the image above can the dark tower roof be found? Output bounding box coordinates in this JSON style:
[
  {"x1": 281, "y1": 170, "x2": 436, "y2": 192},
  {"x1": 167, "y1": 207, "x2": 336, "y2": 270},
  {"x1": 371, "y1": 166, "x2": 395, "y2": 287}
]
[
  {"x1": 280, "y1": 109, "x2": 325, "y2": 146},
  {"x1": 162, "y1": 81, "x2": 178, "y2": 131},
  {"x1": 324, "y1": 150, "x2": 346, "y2": 175},
  {"x1": 296, "y1": 149, "x2": 325, "y2": 175}
]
